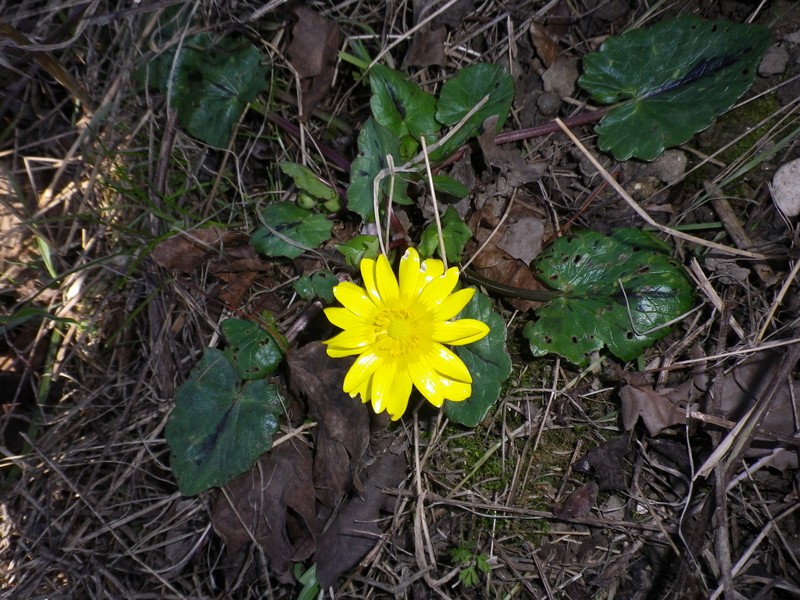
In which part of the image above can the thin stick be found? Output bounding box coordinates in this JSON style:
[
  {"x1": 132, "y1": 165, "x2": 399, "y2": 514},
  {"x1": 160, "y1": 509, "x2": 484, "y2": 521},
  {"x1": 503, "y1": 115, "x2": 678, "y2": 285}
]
[
  {"x1": 756, "y1": 256, "x2": 800, "y2": 344},
  {"x1": 554, "y1": 118, "x2": 768, "y2": 260},
  {"x1": 420, "y1": 137, "x2": 447, "y2": 268}
]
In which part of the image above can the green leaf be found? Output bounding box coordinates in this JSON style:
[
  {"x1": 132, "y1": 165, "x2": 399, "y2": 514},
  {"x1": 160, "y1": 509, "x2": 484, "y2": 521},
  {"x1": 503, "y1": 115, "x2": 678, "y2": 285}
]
[
  {"x1": 579, "y1": 16, "x2": 771, "y2": 160},
  {"x1": 446, "y1": 291, "x2": 511, "y2": 427},
  {"x1": 347, "y1": 118, "x2": 410, "y2": 221},
  {"x1": 166, "y1": 349, "x2": 282, "y2": 495},
  {"x1": 279, "y1": 162, "x2": 338, "y2": 202},
  {"x1": 431, "y1": 174, "x2": 470, "y2": 199},
  {"x1": 292, "y1": 269, "x2": 338, "y2": 303},
  {"x1": 369, "y1": 64, "x2": 440, "y2": 155},
  {"x1": 419, "y1": 207, "x2": 472, "y2": 263},
  {"x1": 251, "y1": 202, "x2": 333, "y2": 259},
  {"x1": 143, "y1": 33, "x2": 269, "y2": 148},
  {"x1": 434, "y1": 64, "x2": 514, "y2": 160},
  {"x1": 523, "y1": 229, "x2": 695, "y2": 367},
  {"x1": 335, "y1": 235, "x2": 381, "y2": 268},
  {"x1": 459, "y1": 567, "x2": 480, "y2": 587},
  {"x1": 221, "y1": 318, "x2": 283, "y2": 379}
]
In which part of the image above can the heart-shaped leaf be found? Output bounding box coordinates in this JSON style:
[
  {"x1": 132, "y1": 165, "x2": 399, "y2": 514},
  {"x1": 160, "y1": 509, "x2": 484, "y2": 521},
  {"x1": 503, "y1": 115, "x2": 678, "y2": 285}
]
[
  {"x1": 579, "y1": 16, "x2": 770, "y2": 160},
  {"x1": 346, "y1": 118, "x2": 410, "y2": 221},
  {"x1": 251, "y1": 202, "x2": 332, "y2": 259},
  {"x1": 523, "y1": 229, "x2": 695, "y2": 366},
  {"x1": 370, "y1": 64, "x2": 440, "y2": 157},
  {"x1": 446, "y1": 291, "x2": 511, "y2": 427},
  {"x1": 166, "y1": 349, "x2": 283, "y2": 496},
  {"x1": 433, "y1": 64, "x2": 514, "y2": 161}
]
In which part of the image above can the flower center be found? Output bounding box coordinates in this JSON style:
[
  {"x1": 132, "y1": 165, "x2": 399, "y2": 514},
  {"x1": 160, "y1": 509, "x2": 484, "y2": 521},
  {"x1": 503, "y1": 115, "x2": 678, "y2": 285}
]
[
  {"x1": 387, "y1": 318, "x2": 412, "y2": 340},
  {"x1": 373, "y1": 306, "x2": 425, "y2": 357}
]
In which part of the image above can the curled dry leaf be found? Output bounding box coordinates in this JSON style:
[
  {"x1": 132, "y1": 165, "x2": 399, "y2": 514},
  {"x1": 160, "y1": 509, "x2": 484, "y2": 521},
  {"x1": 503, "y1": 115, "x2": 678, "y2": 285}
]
[
  {"x1": 530, "y1": 22, "x2": 559, "y2": 67},
  {"x1": 478, "y1": 115, "x2": 546, "y2": 187},
  {"x1": 573, "y1": 436, "x2": 630, "y2": 491}
]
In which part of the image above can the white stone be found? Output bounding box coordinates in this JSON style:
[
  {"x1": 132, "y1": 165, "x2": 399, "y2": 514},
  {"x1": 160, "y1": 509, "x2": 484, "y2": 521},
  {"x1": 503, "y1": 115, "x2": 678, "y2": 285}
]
[{"x1": 772, "y1": 159, "x2": 800, "y2": 217}]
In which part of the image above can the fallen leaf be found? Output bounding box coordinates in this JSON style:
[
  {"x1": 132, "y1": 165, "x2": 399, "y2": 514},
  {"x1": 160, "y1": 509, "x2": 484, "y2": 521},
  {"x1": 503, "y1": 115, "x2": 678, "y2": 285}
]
[
  {"x1": 554, "y1": 482, "x2": 599, "y2": 519},
  {"x1": 530, "y1": 22, "x2": 559, "y2": 67},
  {"x1": 288, "y1": 6, "x2": 341, "y2": 120},
  {"x1": 287, "y1": 342, "x2": 371, "y2": 509},
  {"x1": 619, "y1": 384, "x2": 688, "y2": 437},
  {"x1": 151, "y1": 227, "x2": 249, "y2": 271},
  {"x1": 315, "y1": 451, "x2": 407, "y2": 588},
  {"x1": 405, "y1": 25, "x2": 447, "y2": 67},
  {"x1": 478, "y1": 116, "x2": 546, "y2": 187},
  {"x1": 573, "y1": 436, "x2": 629, "y2": 491},
  {"x1": 210, "y1": 439, "x2": 316, "y2": 583}
]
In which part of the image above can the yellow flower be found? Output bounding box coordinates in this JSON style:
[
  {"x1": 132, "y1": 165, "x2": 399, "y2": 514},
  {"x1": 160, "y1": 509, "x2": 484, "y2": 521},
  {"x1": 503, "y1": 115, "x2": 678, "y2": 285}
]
[{"x1": 323, "y1": 247, "x2": 490, "y2": 420}]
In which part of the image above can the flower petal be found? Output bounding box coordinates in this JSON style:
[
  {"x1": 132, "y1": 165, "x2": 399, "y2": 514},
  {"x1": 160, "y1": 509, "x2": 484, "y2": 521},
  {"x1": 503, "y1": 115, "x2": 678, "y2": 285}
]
[
  {"x1": 324, "y1": 306, "x2": 365, "y2": 331},
  {"x1": 325, "y1": 345, "x2": 365, "y2": 358},
  {"x1": 399, "y1": 247, "x2": 423, "y2": 299},
  {"x1": 431, "y1": 287, "x2": 474, "y2": 321},
  {"x1": 424, "y1": 343, "x2": 472, "y2": 382},
  {"x1": 375, "y1": 253, "x2": 399, "y2": 301},
  {"x1": 437, "y1": 378, "x2": 472, "y2": 403},
  {"x1": 371, "y1": 360, "x2": 397, "y2": 417},
  {"x1": 360, "y1": 258, "x2": 382, "y2": 304},
  {"x1": 343, "y1": 351, "x2": 382, "y2": 393},
  {"x1": 408, "y1": 359, "x2": 444, "y2": 407},
  {"x1": 418, "y1": 267, "x2": 459, "y2": 308},
  {"x1": 388, "y1": 368, "x2": 413, "y2": 420},
  {"x1": 420, "y1": 257, "x2": 444, "y2": 282},
  {"x1": 431, "y1": 319, "x2": 490, "y2": 346},
  {"x1": 324, "y1": 326, "x2": 375, "y2": 352},
  {"x1": 332, "y1": 282, "x2": 375, "y2": 317}
]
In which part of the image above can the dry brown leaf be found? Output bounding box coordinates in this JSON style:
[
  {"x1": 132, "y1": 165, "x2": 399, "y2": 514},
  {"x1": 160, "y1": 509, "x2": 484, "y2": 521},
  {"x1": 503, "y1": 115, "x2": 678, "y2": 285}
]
[
  {"x1": 573, "y1": 436, "x2": 630, "y2": 491},
  {"x1": 619, "y1": 384, "x2": 688, "y2": 437},
  {"x1": 554, "y1": 482, "x2": 599, "y2": 519},
  {"x1": 478, "y1": 116, "x2": 546, "y2": 187},
  {"x1": 210, "y1": 440, "x2": 316, "y2": 583},
  {"x1": 151, "y1": 228, "x2": 248, "y2": 271},
  {"x1": 530, "y1": 22, "x2": 559, "y2": 67},
  {"x1": 288, "y1": 5, "x2": 341, "y2": 120},
  {"x1": 287, "y1": 342, "x2": 370, "y2": 509},
  {"x1": 405, "y1": 25, "x2": 447, "y2": 67},
  {"x1": 315, "y1": 451, "x2": 407, "y2": 588}
]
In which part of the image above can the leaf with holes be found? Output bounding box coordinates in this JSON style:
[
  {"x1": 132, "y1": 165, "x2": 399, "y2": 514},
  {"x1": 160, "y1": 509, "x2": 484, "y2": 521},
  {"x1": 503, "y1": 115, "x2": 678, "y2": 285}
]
[
  {"x1": 221, "y1": 318, "x2": 284, "y2": 380},
  {"x1": 166, "y1": 349, "x2": 282, "y2": 496},
  {"x1": 292, "y1": 269, "x2": 339, "y2": 303},
  {"x1": 251, "y1": 202, "x2": 332, "y2": 259},
  {"x1": 523, "y1": 229, "x2": 695, "y2": 367},
  {"x1": 446, "y1": 291, "x2": 511, "y2": 427},
  {"x1": 579, "y1": 16, "x2": 770, "y2": 160}
]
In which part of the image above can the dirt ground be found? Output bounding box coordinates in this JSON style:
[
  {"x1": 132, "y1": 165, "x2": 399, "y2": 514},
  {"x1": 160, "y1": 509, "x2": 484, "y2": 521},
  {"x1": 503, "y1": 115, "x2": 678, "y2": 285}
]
[{"x1": 2, "y1": 0, "x2": 800, "y2": 598}]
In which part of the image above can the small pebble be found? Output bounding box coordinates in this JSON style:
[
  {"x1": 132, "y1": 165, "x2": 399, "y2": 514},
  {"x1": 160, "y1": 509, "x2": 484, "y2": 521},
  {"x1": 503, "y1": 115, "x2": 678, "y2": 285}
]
[
  {"x1": 536, "y1": 91, "x2": 561, "y2": 115},
  {"x1": 758, "y1": 45, "x2": 789, "y2": 77},
  {"x1": 772, "y1": 158, "x2": 800, "y2": 217}
]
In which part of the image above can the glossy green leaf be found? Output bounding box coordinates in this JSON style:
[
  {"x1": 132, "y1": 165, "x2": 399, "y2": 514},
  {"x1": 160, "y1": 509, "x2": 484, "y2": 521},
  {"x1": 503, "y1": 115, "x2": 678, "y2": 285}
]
[
  {"x1": 279, "y1": 162, "x2": 338, "y2": 202},
  {"x1": 446, "y1": 291, "x2": 511, "y2": 427},
  {"x1": 251, "y1": 202, "x2": 332, "y2": 259},
  {"x1": 419, "y1": 207, "x2": 471, "y2": 263},
  {"x1": 166, "y1": 349, "x2": 282, "y2": 495},
  {"x1": 431, "y1": 174, "x2": 470, "y2": 199},
  {"x1": 434, "y1": 64, "x2": 514, "y2": 160},
  {"x1": 346, "y1": 118, "x2": 411, "y2": 221},
  {"x1": 579, "y1": 16, "x2": 770, "y2": 160},
  {"x1": 139, "y1": 33, "x2": 269, "y2": 148},
  {"x1": 370, "y1": 64, "x2": 440, "y2": 155},
  {"x1": 335, "y1": 235, "x2": 381, "y2": 268},
  {"x1": 221, "y1": 318, "x2": 283, "y2": 380},
  {"x1": 523, "y1": 229, "x2": 695, "y2": 367}
]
